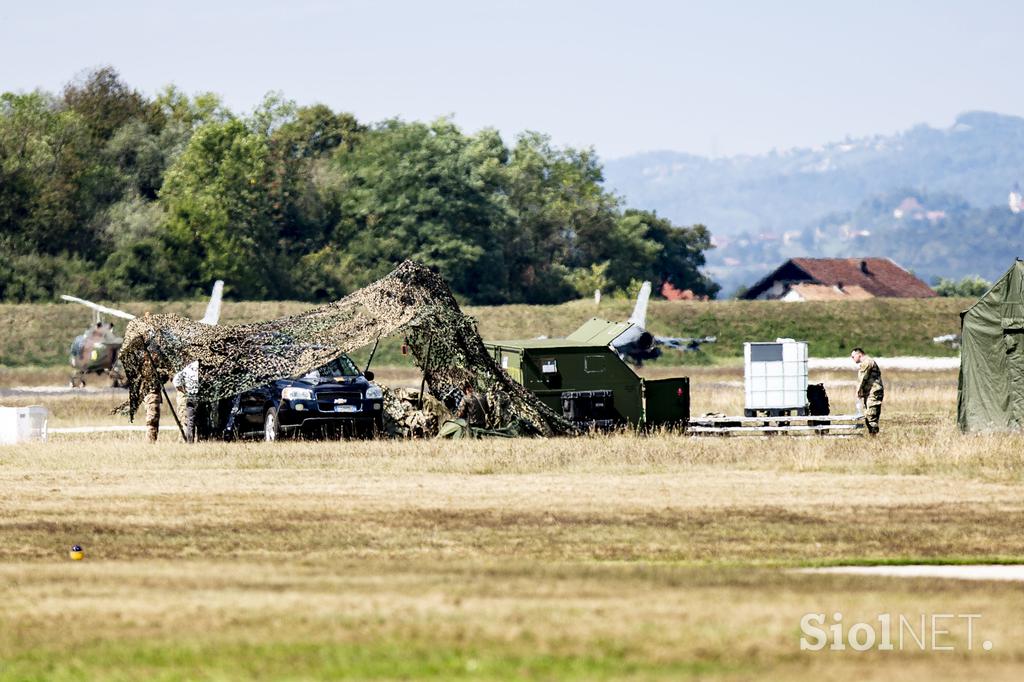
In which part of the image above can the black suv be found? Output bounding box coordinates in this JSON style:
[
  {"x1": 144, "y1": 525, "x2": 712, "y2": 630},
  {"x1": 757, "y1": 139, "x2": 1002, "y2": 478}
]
[{"x1": 230, "y1": 355, "x2": 384, "y2": 441}]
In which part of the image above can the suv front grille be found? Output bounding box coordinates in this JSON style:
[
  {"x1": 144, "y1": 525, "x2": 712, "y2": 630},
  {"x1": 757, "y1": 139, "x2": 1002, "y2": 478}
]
[{"x1": 315, "y1": 390, "x2": 362, "y2": 412}]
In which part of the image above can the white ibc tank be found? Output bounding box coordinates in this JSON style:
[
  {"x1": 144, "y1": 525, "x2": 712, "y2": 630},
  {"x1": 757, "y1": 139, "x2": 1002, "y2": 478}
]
[
  {"x1": 0, "y1": 406, "x2": 49, "y2": 444},
  {"x1": 744, "y1": 339, "x2": 808, "y2": 413}
]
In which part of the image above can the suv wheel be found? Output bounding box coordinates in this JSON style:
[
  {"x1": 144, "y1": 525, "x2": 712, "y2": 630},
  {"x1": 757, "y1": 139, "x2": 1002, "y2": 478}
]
[{"x1": 263, "y1": 407, "x2": 280, "y2": 442}]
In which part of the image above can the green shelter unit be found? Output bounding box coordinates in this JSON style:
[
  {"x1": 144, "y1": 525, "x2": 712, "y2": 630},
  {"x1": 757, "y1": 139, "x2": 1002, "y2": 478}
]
[
  {"x1": 958, "y1": 259, "x2": 1024, "y2": 432},
  {"x1": 485, "y1": 318, "x2": 689, "y2": 428}
]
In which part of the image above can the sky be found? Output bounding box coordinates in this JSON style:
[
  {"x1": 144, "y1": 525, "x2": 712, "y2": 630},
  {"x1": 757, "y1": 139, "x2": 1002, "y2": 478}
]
[{"x1": 2, "y1": 0, "x2": 1023, "y2": 159}]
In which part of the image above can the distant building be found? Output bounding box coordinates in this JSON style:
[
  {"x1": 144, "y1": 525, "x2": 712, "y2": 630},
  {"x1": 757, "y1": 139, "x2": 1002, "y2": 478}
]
[
  {"x1": 893, "y1": 196, "x2": 923, "y2": 219},
  {"x1": 1010, "y1": 183, "x2": 1023, "y2": 214},
  {"x1": 741, "y1": 257, "x2": 936, "y2": 301},
  {"x1": 892, "y1": 196, "x2": 945, "y2": 222}
]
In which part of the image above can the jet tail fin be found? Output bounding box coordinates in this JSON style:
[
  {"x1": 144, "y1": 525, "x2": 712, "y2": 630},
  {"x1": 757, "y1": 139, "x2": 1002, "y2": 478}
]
[
  {"x1": 627, "y1": 281, "x2": 652, "y2": 327},
  {"x1": 199, "y1": 280, "x2": 224, "y2": 325}
]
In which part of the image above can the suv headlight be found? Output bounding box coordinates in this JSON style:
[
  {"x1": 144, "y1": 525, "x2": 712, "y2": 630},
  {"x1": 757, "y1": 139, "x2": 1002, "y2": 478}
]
[
  {"x1": 365, "y1": 385, "x2": 383, "y2": 400},
  {"x1": 281, "y1": 387, "x2": 313, "y2": 401}
]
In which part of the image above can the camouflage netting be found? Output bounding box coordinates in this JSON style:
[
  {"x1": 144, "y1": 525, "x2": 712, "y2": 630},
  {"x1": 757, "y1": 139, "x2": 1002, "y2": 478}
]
[{"x1": 118, "y1": 260, "x2": 574, "y2": 437}]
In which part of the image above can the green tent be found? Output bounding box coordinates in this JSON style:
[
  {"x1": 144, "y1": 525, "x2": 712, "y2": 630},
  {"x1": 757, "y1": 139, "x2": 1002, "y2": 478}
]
[{"x1": 958, "y1": 259, "x2": 1024, "y2": 432}]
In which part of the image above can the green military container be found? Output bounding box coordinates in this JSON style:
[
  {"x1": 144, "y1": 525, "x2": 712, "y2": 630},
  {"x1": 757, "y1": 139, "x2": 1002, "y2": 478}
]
[{"x1": 484, "y1": 318, "x2": 689, "y2": 428}]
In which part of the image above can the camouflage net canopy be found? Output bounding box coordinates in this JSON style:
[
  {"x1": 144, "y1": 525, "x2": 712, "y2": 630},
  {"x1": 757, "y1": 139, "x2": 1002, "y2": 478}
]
[{"x1": 119, "y1": 260, "x2": 573, "y2": 437}]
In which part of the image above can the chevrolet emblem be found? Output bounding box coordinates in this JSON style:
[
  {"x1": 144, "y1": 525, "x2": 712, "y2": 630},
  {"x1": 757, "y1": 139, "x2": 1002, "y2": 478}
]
[{"x1": 334, "y1": 398, "x2": 347, "y2": 404}]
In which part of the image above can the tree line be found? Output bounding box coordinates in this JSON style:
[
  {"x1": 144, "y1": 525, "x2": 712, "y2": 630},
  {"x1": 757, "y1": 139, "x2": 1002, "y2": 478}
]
[{"x1": 0, "y1": 68, "x2": 719, "y2": 304}]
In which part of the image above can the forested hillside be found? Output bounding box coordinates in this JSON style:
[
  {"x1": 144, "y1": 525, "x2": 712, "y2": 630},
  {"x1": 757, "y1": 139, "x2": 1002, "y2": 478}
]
[
  {"x1": 605, "y1": 111, "x2": 1024, "y2": 296},
  {"x1": 605, "y1": 111, "x2": 1024, "y2": 237},
  {"x1": 0, "y1": 68, "x2": 718, "y2": 304},
  {"x1": 712, "y1": 189, "x2": 1024, "y2": 296}
]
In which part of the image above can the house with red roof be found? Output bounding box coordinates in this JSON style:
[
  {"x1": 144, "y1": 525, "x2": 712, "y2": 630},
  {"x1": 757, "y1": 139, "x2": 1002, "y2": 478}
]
[{"x1": 741, "y1": 258, "x2": 936, "y2": 301}]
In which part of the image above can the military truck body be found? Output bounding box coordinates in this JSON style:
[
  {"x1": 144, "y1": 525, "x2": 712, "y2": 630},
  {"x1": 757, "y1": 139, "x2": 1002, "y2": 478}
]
[{"x1": 485, "y1": 318, "x2": 689, "y2": 428}]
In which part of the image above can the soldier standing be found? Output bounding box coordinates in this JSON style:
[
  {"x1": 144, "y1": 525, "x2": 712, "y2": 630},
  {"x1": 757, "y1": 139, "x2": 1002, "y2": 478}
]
[
  {"x1": 141, "y1": 353, "x2": 163, "y2": 443},
  {"x1": 851, "y1": 347, "x2": 884, "y2": 435}
]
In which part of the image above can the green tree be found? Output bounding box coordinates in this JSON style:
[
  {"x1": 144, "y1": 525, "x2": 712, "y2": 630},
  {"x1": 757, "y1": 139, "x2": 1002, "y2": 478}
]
[
  {"x1": 934, "y1": 275, "x2": 991, "y2": 297},
  {"x1": 599, "y1": 211, "x2": 663, "y2": 289},
  {"x1": 621, "y1": 210, "x2": 720, "y2": 297},
  {"x1": 153, "y1": 85, "x2": 232, "y2": 130},
  {"x1": 503, "y1": 133, "x2": 619, "y2": 302},
  {"x1": 265, "y1": 102, "x2": 364, "y2": 268},
  {"x1": 104, "y1": 119, "x2": 195, "y2": 200},
  {"x1": 566, "y1": 261, "x2": 611, "y2": 298},
  {"x1": 275, "y1": 103, "x2": 364, "y2": 158},
  {"x1": 0, "y1": 70, "x2": 722, "y2": 304},
  {"x1": 326, "y1": 118, "x2": 511, "y2": 302},
  {"x1": 62, "y1": 67, "x2": 154, "y2": 143},
  {"x1": 161, "y1": 118, "x2": 279, "y2": 298},
  {"x1": 0, "y1": 252, "x2": 99, "y2": 302},
  {"x1": 0, "y1": 91, "x2": 113, "y2": 259}
]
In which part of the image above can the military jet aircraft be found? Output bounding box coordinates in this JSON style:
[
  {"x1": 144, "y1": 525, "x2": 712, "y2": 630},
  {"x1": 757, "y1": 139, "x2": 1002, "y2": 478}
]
[
  {"x1": 61, "y1": 281, "x2": 224, "y2": 387},
  {"x1": 567, "y1": 282, "x2": 715, "y2": 366}
]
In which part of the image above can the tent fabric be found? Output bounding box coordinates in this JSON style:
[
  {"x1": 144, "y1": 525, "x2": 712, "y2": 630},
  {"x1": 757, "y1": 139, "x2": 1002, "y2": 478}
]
[
  {"x1": 957, "y1": 259, "x2": 1024, "y2": 432},
  {"x1": 117, "y1": 260, "x2": 574, "y2": 437}
]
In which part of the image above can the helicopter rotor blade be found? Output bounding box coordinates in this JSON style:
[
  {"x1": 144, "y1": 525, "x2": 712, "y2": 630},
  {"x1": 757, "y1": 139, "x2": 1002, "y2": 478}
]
[{"x1": 60, "y1": 295, "x2": 136, "y2": 321}]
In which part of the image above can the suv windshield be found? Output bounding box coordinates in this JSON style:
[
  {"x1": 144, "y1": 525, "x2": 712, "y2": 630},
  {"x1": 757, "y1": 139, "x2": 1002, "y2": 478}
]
[{"x1": 301, "y1": 355, "x2": 360, "y2": 380}]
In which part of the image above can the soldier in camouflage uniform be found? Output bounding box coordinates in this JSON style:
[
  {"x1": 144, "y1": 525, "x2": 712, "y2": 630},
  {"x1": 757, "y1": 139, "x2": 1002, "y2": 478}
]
[
  {"x1": 455, "y1": 382, "x2": 490, "y2": 428},
  {"x1": 851, "y1": 347, "x2": 884, "y2": 435},
  {"x1": 141, "y1": 352, "x2": 163, "y2": 443}
]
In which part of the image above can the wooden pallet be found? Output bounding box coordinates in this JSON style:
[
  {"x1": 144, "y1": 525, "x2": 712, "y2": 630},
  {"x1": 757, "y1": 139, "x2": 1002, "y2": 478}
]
[{"x1": 687, "y1": 413, "x2": 864, "y2": 437}]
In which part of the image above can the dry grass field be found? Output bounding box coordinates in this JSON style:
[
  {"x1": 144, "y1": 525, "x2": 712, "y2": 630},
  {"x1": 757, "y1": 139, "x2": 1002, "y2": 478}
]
[{"x1": 2, "y1": 367, "x2": 1024, "y2": 680}]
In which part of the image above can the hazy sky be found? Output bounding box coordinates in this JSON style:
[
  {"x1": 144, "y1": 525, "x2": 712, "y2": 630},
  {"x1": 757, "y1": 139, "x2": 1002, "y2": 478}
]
[{"x1": 2, "y1": 1, "x2": 1022, "y2": 159}]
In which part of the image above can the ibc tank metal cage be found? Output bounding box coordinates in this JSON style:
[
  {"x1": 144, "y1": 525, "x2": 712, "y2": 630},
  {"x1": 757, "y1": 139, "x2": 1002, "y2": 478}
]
[{"x1": 743, "y1": 339, "x2": 808, "y2": 416}]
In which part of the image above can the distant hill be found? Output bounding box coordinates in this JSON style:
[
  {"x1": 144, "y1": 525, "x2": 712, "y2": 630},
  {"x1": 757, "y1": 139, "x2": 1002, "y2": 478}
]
[
  {"x1": 707, "y1": 189, "x2": 1024, "y2": 296},
  {"x1": 604, "y1": 111, "x2": 1024, "y2": 295}
]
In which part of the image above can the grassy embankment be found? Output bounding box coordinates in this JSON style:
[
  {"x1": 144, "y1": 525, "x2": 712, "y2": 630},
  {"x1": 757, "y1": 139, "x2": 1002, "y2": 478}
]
[
  {"x1": 0, "y1": 297, "x2": 970, "y2": 383},
  {"x1": 2, "y1": 368, "x2": 1023, "y2": 679}
]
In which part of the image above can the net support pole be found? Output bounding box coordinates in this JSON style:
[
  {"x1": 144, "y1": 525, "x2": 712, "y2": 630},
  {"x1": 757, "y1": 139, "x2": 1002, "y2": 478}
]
[
  {"x1": 418, "y1": 337, "x2": 432, "y2": 410},
  {"x1": 365, "y1": 337, "x2": 380, "y2": 374},
  {"x1": 161, "y1": 384, "x2": 185, "y2": 441}
]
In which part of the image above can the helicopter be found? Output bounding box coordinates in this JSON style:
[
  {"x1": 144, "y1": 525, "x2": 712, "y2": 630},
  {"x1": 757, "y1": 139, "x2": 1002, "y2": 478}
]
[{"x1": 61, "y1": 281, "x2": 224, "y2": 388}]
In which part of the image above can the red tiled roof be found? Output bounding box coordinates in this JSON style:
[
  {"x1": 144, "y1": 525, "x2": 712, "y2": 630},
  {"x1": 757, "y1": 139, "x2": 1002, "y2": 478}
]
[{"x1": 788, "y1": 258, "x2": 936, "y2": 298}]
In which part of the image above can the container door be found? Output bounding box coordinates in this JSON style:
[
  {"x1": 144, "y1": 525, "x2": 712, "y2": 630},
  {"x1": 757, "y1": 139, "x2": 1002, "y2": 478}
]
[{"x1": 643, "y1": 378, "x2": 689, "y2": 426}]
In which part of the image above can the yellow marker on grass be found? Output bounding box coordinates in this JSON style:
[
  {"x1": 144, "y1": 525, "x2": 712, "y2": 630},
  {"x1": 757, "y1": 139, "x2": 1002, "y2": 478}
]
[{"x1": 69, "y1": 545, "x2": 84, "y2": 561}]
